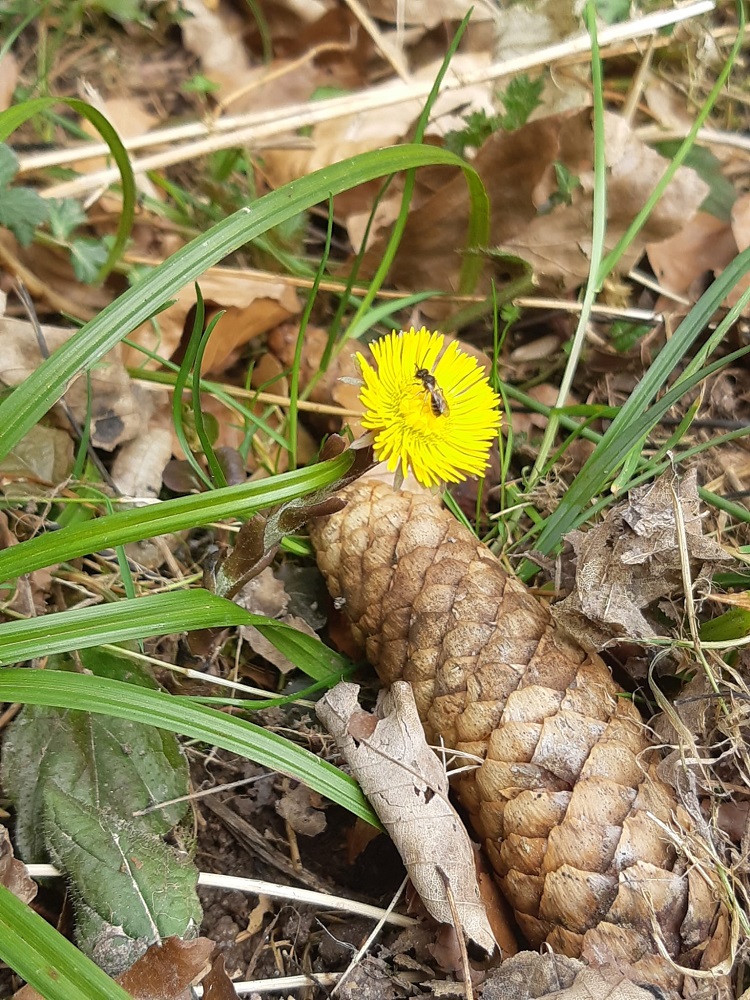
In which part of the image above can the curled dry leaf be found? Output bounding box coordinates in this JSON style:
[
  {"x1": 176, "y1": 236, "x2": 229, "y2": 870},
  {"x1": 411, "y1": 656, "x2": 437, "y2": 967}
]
[
  {"x1": 310, "y1": 476, "x2": 734, "y2": 996},
  {"x1": 551, "y1": 469, "x2": 732, "y2": 650},
  {"x1": 317, "y1": 680, "x2": 497, "y2": 955}
]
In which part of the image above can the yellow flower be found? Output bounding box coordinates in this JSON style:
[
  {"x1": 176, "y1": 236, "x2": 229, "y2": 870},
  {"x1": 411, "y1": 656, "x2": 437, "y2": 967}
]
[{"x1": 356, "y1": 327, "x2": 501, "y2": 489}]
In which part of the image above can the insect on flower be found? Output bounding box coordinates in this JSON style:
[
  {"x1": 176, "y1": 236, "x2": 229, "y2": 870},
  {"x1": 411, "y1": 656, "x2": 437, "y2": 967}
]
[
  {"x1": 414, "y1": 361, "x2": 449, "y2": 417},
  {"x1": 356, "y1": 327, "x2": 502, "y2": 489}
]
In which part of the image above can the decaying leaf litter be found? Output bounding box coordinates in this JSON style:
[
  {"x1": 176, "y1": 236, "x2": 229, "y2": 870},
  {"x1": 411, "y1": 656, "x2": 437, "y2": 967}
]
[{"x1": 1, "y1": 1, "x2": 750, "y2": 998}]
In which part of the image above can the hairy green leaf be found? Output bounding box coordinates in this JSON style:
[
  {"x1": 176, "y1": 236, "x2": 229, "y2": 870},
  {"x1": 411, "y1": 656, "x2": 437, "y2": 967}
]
[{"x1": 44, "y1": 785, "x2": 201, "y2": 975}]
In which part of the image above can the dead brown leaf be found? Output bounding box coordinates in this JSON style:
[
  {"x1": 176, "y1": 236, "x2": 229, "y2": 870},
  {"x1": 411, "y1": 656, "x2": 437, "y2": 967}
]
[
  {"x1": 275, "y1": 781, "x2": 327, "y2": 837},
  {"x1": 503, "y1": 112, "x2": 709, "y2": 290},
  {"x1": 237, "y1": 566, "x2": 322, "y2": 673},
  {"x1": 15, "y1": 937, "x2": 215, "y2": 1000},
  {"x1": 359, "y1": 111, "x2": 571, "y2": 306},
  {"x1": 361, "y1": 0, "x2": 494, "y2": 26},
  {"x1": 0, "y1": 827, "x2": 36, "y2": 904},
  {"x1": 479, "y1": 950, "x2": 582, "y2": 999},
  {"x1": 0, "y1": 318, "x2": 148, "y2": 451},
  {"x1": 646, "y1": 211, "x2": 737, "y2": 300},
  {"x1": 201, "y1": 953, "x2": 237, "y2": 999},
  {"x1": 125, "y1": 271, "x2": 299, "y2": 375},
  {"x1": 110, "y1": 425, "x2": 173, "y2": 498},
  {"x1": 0, "y1": 52, "x2": 19, "y2": 111},
  {"x1": 118, "y1": 937, "x2": 214, "y2": 999},
  {"x1": 0, "y1": 423, "x2": 74, "y2": 485},
  {"x1": 317, "y1": 680, "x2": 496, "y2": 955},
  {"x1": 551, "y1": 468, "x2": 732, "y2": 649}
]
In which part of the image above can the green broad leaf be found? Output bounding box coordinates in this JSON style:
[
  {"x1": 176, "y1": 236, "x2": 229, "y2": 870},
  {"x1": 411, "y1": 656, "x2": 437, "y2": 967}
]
[
  {"x1": 0, "y1": 882, "x2": 135, "y2": 1000},
  {"x1": 182, "y1": 74, "x2": 221, "y2": 95},
  {"x1": 0, "y1": 142, "x2": 19, "y2": 185},
  {"x1": 0, "y1": 95, "x2": 137, "y2": 281},
  {"x1": 1, "y1": 667, "x2": 189, "y2": 859},
  {"x1": 47, "y1": 198, "x2": 88, "y2": 240},
  {"x1": 0, "y1": 669, "x2": 378, "y2": 826},
  {"x1": 609, "y1": 320, "x2": 650, "y2": 354},
  {"x1": 0, "y1": 183, "x2": 50, "y2": 246},
  {"x1": 595, "y1": 0, "x2": 630, "y2": 24},
  {"x1": 44, "y1": 785, "x2": 201, "y2": 975},
  {"x1": 70, "y1": 237, "x2": 111, "y2": 283}
]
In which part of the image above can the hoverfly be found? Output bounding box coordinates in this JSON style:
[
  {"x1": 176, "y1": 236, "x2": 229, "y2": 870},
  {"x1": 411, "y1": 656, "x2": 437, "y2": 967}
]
[{"x1": 414, "y1": 362, "x2": 449, "y2": 417}]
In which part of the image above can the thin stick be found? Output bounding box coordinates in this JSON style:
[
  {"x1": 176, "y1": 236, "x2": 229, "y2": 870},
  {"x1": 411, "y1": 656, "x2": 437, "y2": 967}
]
[
  {"x1": 195, "y1": 972, "x2": 340, "y2": 995},
  {"x1": 217, "y1": 41, "x2": 353, "y2": 114},
  {"x1": 131, "y1": 370, "x2": 363, "y2": 419},
  {"x1": 23, "y1": 2, "x2": 715, "y2": 198},
  {"x1": 340, "y1": 0, "x2": 411, "y2": 81},
  {"x1": 438, "y1": 867, "x2": 474, "y2": 1000},
  {"x1": 331, "y1": 875, "x2": 409, "y2": 996},
  {"x1": 25, "y1": 865, "x2": 417, "y2": 928},
  {"x1": 513, "y1": 296, "x2": 659, "y2": 323}
]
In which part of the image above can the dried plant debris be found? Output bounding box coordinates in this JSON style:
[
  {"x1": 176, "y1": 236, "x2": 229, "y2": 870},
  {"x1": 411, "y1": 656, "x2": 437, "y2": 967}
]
[
  {"x1": 317, "y1": 680, "x2": 496, "y2": 955},
  {"x1": 14, "y1": 936, "x2": 217, "y2": 1000},
  {"x1": 310, "y1": 476, "x2": 736, "y2": 996},
  {"x1": 0, "y1": 826, "x2": 36, "y2": 904},
  {"x1": 479, "y1": 951, "x2": 656, "y2": 1000},
  {"x1": 551, "y1": 469, "x2": 732, "y2": 650},
  {"x1": 0, "y1": 317, "x2": 150, "y2": 451}
]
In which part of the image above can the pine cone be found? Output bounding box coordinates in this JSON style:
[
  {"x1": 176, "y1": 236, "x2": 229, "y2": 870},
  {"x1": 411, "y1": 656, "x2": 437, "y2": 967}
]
[{"x1": 310, "y1": 478, "x2": 732, "y2": 996}]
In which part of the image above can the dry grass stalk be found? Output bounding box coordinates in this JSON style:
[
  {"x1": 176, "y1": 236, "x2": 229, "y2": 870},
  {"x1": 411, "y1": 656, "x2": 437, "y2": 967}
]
[
  {"x1": 21, "y1": 2, "x2": 715, "y2": 199},
  {"x1": 310, "y1": 477, "x2": 735, "y2": 997}
]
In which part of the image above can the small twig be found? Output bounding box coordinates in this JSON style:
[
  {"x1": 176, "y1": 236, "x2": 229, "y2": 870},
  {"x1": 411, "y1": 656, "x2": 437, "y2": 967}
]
[
  {"x1": 513, "y1": 296, "x2": 660, "y2": 324},
  {"x1": 438, "y1": 867, "x2": 474, "y2": 1000},
  {"x1": 25, "y1": 864, "x2": 417, "y2": 927},
  {"x1": 331, "y1": 875, "x2": 409, "y2": 997},
  {"x1": 628, "y1": 268, "x2": 692, "y2": 306},
  {"x1": 217, "y1": 40, "x2": 354, "y2": 113},
  {"x1": 24, "y1": 2, "x2": 715, "y2": 199},
  {"x1": 340, "y1": 0, "x2": 411, "y2": 81},
  {"x1": 621, "y1": 32, "x2": 656, "y2": 126},
  {"x1": 195, "y1": 972, "x2": 340, "y2": 995},
  {"x1": 132, "y1": 771, "x2": 274, "y2": 817}
]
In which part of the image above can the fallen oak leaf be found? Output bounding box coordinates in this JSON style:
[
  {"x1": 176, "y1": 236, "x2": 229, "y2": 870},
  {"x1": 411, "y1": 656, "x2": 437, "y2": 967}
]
[{"x1": 316, "y1": 680, "x2": 497, "y2": 956}]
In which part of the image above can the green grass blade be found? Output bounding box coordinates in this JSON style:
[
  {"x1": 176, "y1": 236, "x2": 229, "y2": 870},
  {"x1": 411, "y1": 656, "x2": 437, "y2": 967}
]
[
  {"x1": 0, "y1": 145, "x2": 487, "y2": 462},
  {"x1": 0, "y1": 669, "x2": 377, "y2": 825},
  {"x1": 0, "y1": 883, "x2": 134, "y2": 1000},
  {"x1": 534, "y1": 245, "x2": 750, "y2": 553},
  {"x1": 0, "y1": 452, "x2": 351, "y2": 581},
  {"x1": 0, "y1": 97, "x2": 136, "y2": 281},
  {"x1": 0, "y1": 591, "x2": 246, "y2": 664},
  {"x1": 527, "y1": 0, "x2": 607, "y2": 483},
  {"x1": 597, "y1": 0, "x2": 745, "y2": 283}
]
